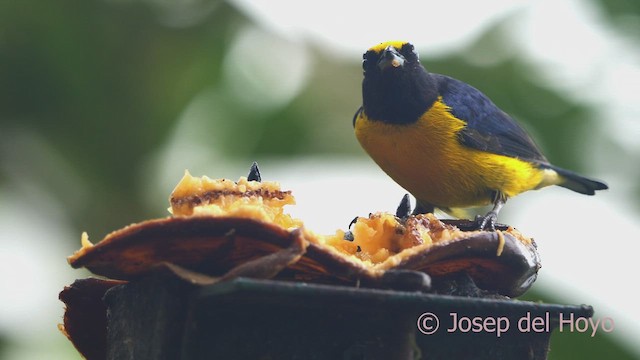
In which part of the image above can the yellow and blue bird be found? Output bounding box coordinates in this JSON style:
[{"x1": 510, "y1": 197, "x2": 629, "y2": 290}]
[{"x1": 353, "y1": 41, "x2": 608, "y2": 230}]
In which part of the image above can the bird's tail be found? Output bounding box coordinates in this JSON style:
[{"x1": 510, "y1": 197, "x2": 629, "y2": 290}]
[{"x1": 541, "y1": 164, "x2": 608, "y2": 195}]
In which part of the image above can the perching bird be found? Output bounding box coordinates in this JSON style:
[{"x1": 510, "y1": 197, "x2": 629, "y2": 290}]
[{"x1": 353, "y1": 41, "x2": 607, "y2": 230}]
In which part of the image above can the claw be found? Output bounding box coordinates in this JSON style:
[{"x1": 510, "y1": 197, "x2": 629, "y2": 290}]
[
  {"x1": 476, "y1": 191, "x2": 507, "y2": 231},
  {"x1": 476, "y1": 213, "x2": 498, "y2": 231}
]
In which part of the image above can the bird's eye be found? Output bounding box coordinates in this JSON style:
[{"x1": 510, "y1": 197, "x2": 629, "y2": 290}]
[
  {"x1": 402, "y1": 43, "x2": 418, "y2": 60},
  {"x1": 362, "y1": 51, "x2": 377, "y2": 72},
  {"x1": 362, "y1": 51, "x2": 376, "y2": 71}
]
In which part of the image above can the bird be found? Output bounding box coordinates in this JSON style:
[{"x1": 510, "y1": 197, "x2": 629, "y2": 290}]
[{"x1": 353, "y1": 41, "x2": 608, "y2": 230}]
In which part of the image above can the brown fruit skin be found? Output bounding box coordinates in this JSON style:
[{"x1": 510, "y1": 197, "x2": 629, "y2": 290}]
[{"x1": 68, "y1": 214, "x2": 539, "y2": 297}]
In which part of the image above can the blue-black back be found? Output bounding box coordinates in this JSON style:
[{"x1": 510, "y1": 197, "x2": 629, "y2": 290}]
[{"x1": 434, "y1": 74, "x2": 548, "y2": 163}]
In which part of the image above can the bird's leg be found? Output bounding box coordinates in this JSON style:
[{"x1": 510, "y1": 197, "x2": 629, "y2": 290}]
[
  {"x1": 412, "y1": 201, "x2": 435, "y2": 216},
  {"x1": 477, "y1": 191, "x2": 507, "y2": 231}
]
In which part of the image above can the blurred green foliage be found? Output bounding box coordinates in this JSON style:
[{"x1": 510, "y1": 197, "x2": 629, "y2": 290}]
[
  {"x1": 1, "y1": 0, "x2": 638, "y2": 358},
  {"x1": 1, "y1": 0, "x2": 244, "y2": 234},
  {"x1": 598, "y1": 0, "x2": 640, "y2": 20}
]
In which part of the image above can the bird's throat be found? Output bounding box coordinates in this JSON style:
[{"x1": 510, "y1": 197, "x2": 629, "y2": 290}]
[{"x1": 362, "y1": 66, "x2": 437, "y2": 125}]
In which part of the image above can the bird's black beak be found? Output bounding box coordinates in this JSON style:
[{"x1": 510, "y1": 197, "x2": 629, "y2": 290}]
[{"x1": 378, "y1": 46, "x2": 405, "y2": 71}]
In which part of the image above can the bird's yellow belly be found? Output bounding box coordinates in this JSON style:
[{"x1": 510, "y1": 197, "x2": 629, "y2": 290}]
[{"x1": 355, "y1": 103, "x2": 545, "y2": 208}]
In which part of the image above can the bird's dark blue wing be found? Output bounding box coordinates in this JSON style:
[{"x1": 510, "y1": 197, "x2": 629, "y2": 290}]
[{"x1": 434, "y1": 74, "x2": 547, "y2": 163}]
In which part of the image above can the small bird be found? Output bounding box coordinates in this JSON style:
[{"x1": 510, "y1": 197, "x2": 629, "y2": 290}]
[{"x1": 353, "y1": 41, "x2": 607, "y2": 230}]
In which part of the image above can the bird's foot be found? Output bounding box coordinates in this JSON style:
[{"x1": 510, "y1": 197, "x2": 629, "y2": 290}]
[{"x1": 475, "y1": 212, "x2": 498, "y2": 231}]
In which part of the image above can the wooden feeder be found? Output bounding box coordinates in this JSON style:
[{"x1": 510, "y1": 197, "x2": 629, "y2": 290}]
[{"x1": 59, "y1": 164, "x2": 593, "y2": 359}]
